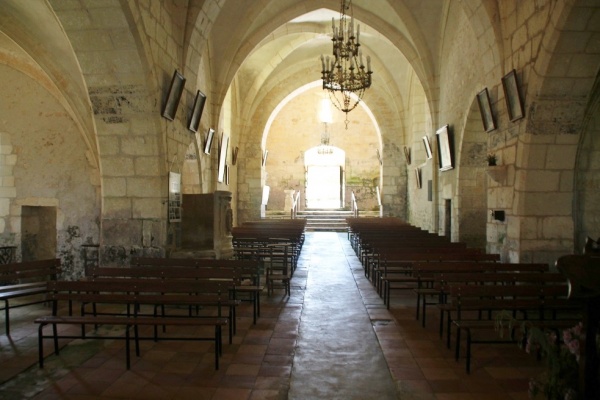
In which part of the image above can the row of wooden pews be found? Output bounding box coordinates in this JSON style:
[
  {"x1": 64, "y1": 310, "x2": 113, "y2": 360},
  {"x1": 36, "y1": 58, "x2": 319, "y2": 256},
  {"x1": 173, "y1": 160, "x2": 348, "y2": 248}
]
[
  {"x1": 231, "y1": 219, "x2": 306, "y2": 296},
  {"x1": 347, "y1": 217, "x2": 582, "y2": 373},
  {"x1": 36, "y1": 257, "x2": 265, "y2": 371}
]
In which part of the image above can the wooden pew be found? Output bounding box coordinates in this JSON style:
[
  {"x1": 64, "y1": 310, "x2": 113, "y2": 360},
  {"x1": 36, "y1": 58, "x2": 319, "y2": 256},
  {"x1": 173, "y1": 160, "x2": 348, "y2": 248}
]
[
  {"x1": 88, "y1": 266, "x2": 242, "y2": 339},
  {"x1": 413, "y1": 262, "x2": 549, "y2": 327},
  {"x1": 130, "y1": 257, "x2": 263, "y2": 324},
  {"x1": 0, "y1": 259, "x2": 61, "y2": 335},
  {"x1": 37, "y1": 279, "x2": 231, "y2": 370},
  {"x1": 379, "y1": 253, "x2": 501, "y2": 307},
  {"x1": 448, "y1": 282, "x2": 580, "y2": 373}
]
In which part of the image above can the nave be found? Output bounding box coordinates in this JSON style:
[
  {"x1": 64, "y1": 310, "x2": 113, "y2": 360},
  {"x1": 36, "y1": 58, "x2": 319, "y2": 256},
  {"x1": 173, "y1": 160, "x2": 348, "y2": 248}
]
[{"x1": 0, "y1": 232, "x2": 540, "y2": 399}]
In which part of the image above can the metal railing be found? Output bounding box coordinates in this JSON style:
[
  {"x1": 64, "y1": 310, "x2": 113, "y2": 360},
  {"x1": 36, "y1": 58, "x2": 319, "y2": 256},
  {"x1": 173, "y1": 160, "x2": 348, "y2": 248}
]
[
  {"x1": 291, "y1": 191, "x2": 301, "y2": 219},
  {"x1": 351, "y1": 191, "x2": 359, "y2": 217}
]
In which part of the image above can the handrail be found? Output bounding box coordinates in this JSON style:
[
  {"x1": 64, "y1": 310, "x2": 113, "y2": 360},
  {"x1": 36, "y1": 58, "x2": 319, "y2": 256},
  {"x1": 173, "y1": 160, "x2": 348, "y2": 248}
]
[
  {"x1": 351, "y1": 191, "x2": 359, "y2": 217},
  {"x1": 291, "y1": 191, "x2": 301, "y2": 219}
]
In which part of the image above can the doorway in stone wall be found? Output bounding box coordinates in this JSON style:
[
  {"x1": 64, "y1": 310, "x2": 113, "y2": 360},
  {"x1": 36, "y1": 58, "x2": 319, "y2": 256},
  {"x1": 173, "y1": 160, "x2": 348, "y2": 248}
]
[
  {"x1": 444, "y1": 199, "x2": 452, "y2": 238},
  {"x1": 304, "y1": 146, "x2": 345, "y2": 209},
  {"x1": 21, "y1": 206, "x2": 57, "y2": 261}
]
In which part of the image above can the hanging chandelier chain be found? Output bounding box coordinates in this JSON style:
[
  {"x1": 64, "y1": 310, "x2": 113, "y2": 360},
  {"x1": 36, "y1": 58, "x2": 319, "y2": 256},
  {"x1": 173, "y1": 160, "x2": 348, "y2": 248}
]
[{"x1": 320, "y1": 0, "x2": 373, "y2": 124}]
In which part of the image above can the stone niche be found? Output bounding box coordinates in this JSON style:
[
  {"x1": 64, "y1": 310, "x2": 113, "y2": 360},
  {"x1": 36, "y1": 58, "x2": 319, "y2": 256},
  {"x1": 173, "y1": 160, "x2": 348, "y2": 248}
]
[{"x1": 174, "y1": 191, "x2": 233, "y2": 259}]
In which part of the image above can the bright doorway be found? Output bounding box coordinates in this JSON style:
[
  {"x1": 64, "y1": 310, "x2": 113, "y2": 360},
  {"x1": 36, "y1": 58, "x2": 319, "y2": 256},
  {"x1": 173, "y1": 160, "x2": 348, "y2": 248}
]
[{"x1": 304, "y1": 146, "x2": 345, "y2": 209}]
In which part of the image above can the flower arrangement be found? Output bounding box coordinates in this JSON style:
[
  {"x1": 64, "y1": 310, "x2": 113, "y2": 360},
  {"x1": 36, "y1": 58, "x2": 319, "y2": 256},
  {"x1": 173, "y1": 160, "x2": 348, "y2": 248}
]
[
  {"x1": 496, "y1": 313, "x2": 600, "y2": 400},
  {"x1": 524, "y1": 323, "x2": 581, "y2": 399},
  {"x1": 487, "y1": 153, "x2": 497, "y2": 166}
]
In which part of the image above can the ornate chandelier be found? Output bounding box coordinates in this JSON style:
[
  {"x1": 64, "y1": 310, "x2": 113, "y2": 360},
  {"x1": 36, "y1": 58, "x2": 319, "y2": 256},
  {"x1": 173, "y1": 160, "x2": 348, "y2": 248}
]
[{"x1": 320, "y1": 0, "x2": 372, "y2": 128}]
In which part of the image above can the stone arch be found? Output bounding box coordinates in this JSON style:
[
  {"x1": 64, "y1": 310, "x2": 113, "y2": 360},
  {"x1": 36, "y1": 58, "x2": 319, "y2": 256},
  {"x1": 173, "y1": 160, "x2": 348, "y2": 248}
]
[
  {"x1": 574, "y1": 73, "x2": 600, "y2": 251},
  {"x1": 259, "y1": 84, "x2": 381, "y2": 215},
  {"x1": 455, "y1": 98, "x2": 490, "y2": 249},
  {"x1": 507, "y1": 0, "x2": 600, "y2": 261}
]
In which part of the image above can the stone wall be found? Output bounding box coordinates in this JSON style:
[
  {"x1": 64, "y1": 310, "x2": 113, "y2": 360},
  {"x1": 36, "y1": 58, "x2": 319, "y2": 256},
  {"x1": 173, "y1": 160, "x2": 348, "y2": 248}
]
[
  {"x1": 0, "y1": 66, "x2": 100, "y2": 279},
  {"x1": 264, "y1": 86, "x2": 380, "y2": 212}
]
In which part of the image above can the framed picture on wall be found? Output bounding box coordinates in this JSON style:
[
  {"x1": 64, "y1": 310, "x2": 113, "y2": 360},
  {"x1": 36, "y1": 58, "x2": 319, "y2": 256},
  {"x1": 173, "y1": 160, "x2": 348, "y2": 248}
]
[
  {"x1": 232, "y1": 146, "x2": 239, "y2": 165},
  {"x1": 204, "y1": 128, "x2": 215, "y2": 154},
  {"x1": 415, "y1": 167, "x2": 421, "y2": 188},
  {"x1": 501, "y1": 69, "x2": 524, "y2": 121},
  {"x1": 217, "y1": 133, "x2": 229, "y2": 183},
  {"x1": 436, "y1": 124, "x2": 454, "y2": 171},
  {"x1": 162, "y1": 70, "x2": 186, "y2": 120},
  {"x1": 476, "y1": 88, "x2": 496, "y2": 132},
  {"x1": 404, "y1": 146, "x2": 411, "y2": 165},
  {"x1": 188, "y1": 90, "x2": 206, "y2": 132},
  {"x1": 422, "y1": 136, "x2": 433, "y2": 160}
]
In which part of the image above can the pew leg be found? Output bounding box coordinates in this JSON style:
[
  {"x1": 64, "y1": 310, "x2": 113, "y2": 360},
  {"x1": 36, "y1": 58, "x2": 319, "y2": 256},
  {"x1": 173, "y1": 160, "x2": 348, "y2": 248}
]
[
  {"x1": 125, "y1": 325, "x2": 131, "y2": 370},
  {"x1": 447, "y1": 316, "x2": 453, "y2": 349},
  {"x1": 38, "y1": 323, "x2": 45, "y2": 368},
  {"x1": 455, "y1": 326, "x2": 461, "y2": 361},
  {"x1": 439, "y1": 311, "x2": 444, "y2": 338},
  {"x1": 466, "y1": 329, "x2": 472, "y2": 373},
  {"x1": 415, "y1": 292, "x2": 421, "y2": 320}
]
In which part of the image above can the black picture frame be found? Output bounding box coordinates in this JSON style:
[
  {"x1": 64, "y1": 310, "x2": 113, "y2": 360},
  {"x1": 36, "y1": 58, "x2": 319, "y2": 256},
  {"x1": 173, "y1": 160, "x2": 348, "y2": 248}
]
[
  {"x1": 232, "y1": 146, "x2": 239, "y2": 166},
  {"x1": 422, "y1": 136, "x2": 432, "y2": 160},
  {"x1": 217, "y1": 133, "x2": 229, "y2": 183},
  {"x1": 415, "y1": 167, "x2": 421, "y2": 188},
  {"x1": 476, "y1": 88, "x2": 496, "y2": 132},
  {"x1": 204, "y1": 128, "x2": 214, "y2": 154},
  {"x1": 427, "y1": 180, "x2": 432, "y2": 201},
  {"x1": 501, "y1": 69, "x2": 524, "y2": 121},
  {"x1": 436, "y1": 124, "x2": 454, "y2": 171},
  {"x1": 162, "y1": 70, "x2": 186, "y2": 120},
  {"x1": 188, "y1": 90, "x2": 206, "y2": 132},
  {"x1": 404, "y1": 146, "x2": 411, "y2": 165}
]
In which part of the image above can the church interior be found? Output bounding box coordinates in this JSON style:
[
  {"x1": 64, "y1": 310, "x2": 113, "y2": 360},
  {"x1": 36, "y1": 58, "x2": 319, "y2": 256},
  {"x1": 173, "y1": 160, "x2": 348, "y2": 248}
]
[{"x1": 1, "y1": 0, "x2": 600, "y2": 399}]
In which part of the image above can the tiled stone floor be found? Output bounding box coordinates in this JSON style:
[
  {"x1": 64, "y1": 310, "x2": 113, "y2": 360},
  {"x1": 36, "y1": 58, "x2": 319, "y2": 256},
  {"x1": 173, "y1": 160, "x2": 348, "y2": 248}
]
[{"x1": 0, "y1": 232, "x2": 542, "y2": 399}]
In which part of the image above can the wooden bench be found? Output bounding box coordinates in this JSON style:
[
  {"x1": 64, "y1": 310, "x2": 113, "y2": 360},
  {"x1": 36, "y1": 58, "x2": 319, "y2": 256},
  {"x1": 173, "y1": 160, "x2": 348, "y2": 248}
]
[
  {"x1": 37, "y1": 279, "x2": 232, "y2": 370},
  {"x1": 131, "y1": 257, "x2": 264, "y2": 323},
  {"x1": 232, "y1": 238, "x2": 298, "y2": 296},
  {"x1": 412, "y1": 262, "x2": 549, "y2": 327},
  {"x1": 88, "y1": 266, "x2": 242, "y2": 339},
  {"x1": 448, "y1": 283, "x2": 580, "y2": 372},
  {"x1": 380, "y1": 254, "x2": 501, "y2": 308},
  {"x1": 0, "y1": 258, "x2": 61, "y2": 335}
]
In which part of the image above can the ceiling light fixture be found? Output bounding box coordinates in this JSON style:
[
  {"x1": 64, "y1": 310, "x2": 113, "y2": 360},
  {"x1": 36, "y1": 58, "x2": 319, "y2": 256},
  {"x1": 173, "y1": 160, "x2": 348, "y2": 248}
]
[{"x1": 320, "y1": 0, "x2": 372, "y2": 129}]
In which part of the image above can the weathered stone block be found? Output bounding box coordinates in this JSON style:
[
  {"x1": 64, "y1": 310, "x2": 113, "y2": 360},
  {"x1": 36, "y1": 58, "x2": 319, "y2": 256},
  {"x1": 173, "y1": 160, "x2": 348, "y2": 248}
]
[
  {"x1": 103, "y1": 197, "x2": 132, "y2": 219},
  {"x1": 102, "y1": 157, "x2": 134, "y2": 176},
  {"x1": 517, "y1": 192, "x2": 572, "y2": 216},
  {"x1": 132, "y1": 198, "x2": 162, "y2": 219},
  {"x1": 542, "y1": 216, "x2": 574, "y2": 239},
  {"x1": 547, "y1": 144, "x2": 577, "y2": 169},
  {"x1": 0, "y1": 198, "x2": 9, "y2": 217},
  {"x1": 103, "y1": 177, "x2": 127, "y2": 197},
  {"x1": 126, "y1": 177, "x2": 162, "y2": 197},
  {"x1": 121, "y1": 136, "x2": 158, "y2": 156}
]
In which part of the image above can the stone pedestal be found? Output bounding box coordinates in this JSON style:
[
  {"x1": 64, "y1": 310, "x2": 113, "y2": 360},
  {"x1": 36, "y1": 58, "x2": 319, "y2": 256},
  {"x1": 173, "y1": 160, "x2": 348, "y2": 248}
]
[{"x1": 177, "y1": 191, "x2": 233, "y2": 259}]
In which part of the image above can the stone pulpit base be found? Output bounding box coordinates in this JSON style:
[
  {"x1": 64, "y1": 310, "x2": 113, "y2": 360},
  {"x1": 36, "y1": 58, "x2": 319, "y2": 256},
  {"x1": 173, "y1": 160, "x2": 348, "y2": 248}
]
[{"x1": 173, "y1": 191, "x2": 233, "y2": 259}]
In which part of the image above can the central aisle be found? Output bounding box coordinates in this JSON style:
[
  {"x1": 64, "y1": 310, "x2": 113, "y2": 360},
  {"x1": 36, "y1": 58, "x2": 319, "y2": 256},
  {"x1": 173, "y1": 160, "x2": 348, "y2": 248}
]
[{"x1": 288, "y1": 232, "x2": 398, "y2": 399}]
